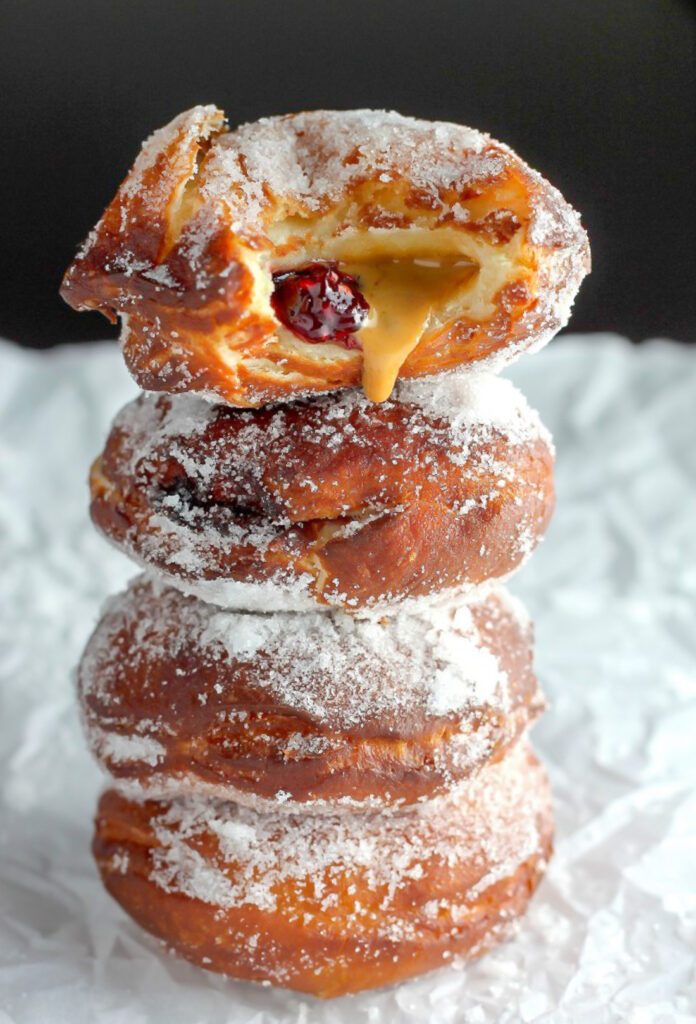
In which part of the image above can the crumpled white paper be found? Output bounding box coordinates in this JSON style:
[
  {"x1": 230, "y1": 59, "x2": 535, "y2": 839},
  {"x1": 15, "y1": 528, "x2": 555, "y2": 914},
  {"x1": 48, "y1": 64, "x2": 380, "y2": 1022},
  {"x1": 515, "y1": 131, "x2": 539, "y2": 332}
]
[{"x1": 0, "y1": 335, "x2": 694, "y2": 1024}]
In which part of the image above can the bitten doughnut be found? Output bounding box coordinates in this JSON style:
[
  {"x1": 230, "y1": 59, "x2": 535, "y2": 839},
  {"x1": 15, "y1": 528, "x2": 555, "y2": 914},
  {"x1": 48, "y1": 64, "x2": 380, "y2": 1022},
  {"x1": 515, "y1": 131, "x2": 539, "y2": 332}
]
[
  {"x1": 78, "y1": 577, "x2": 543, "y2": 809},
  {"x1": 93, "y1": 741, "x2": 553, "y2": 997},
  {"x1": 89, "y1": 373, "x2": 555, "y2": 612},
  {"x1": 61, "y1": 106, "x2": 590, "y2": 405}
]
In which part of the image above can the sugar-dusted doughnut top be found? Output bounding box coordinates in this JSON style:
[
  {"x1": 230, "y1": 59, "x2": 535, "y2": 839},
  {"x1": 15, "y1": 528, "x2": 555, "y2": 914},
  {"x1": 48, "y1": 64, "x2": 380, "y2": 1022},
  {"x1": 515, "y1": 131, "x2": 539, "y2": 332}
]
[{"x1": 61, "y1": 107, "x2": 590, "y2": 406}]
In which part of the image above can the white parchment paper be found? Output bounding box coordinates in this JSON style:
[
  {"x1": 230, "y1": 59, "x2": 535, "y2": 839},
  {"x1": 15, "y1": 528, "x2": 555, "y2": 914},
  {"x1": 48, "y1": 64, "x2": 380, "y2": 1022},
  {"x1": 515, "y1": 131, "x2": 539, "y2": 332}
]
[{"x1": 0, "y1": 335, "x2": 694, "y2": 1023}]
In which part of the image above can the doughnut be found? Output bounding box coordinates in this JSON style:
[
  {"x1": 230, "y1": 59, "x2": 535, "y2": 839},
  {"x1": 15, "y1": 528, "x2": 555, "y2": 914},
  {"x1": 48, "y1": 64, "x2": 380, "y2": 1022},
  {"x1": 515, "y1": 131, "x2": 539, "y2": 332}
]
[
  {"x1": 78, "y1": 576, "x2": 544, "y2": 810},
  {"x1": 93, "y1": 740, "x2": 553, "y2": 996},
  {"x1": 89, "y1": 373, "x2": 555, "y2": 612},
  {"x1": 60, "y1": 106, "x2": 590, "y2": 406}
]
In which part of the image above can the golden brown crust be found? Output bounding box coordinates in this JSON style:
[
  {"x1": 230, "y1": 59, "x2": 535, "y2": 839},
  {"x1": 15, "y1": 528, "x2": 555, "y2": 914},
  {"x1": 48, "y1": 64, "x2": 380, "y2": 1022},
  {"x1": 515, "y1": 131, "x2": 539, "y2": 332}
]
[
  {"x1": 78, "y1": 577, "x2": 543, "y2": 808},
  {"x1": 93, "y1": 743, "x2": 553, "y2": 997},
  {"x1": 89, "y1": 376, "x2": 555, "y2": 611},
  {"x1": 61, "y1": 107, "x2": 590, "y2": 406}
]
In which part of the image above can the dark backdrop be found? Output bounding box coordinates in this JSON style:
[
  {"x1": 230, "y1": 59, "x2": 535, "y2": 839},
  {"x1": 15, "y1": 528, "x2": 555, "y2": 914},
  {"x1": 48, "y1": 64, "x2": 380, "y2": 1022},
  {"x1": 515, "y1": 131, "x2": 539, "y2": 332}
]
[{"x1": 1, "y1": 0, "x2": 694, "y2": 347}]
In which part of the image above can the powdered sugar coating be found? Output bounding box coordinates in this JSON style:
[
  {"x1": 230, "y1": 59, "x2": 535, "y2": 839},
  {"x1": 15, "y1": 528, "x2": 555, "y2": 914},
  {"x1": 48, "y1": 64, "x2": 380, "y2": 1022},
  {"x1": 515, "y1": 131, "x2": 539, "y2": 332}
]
[
  {"x1": 121, "y1": 105, "x2": 222, "y2": 208},
  {"x1": 94, "y1": 740, "x2": 553, "y2": 992},
  {"x1": 91, "y1": 373, "x2": 555, "y2": 613},
  {"x1": 203, "y1": 109, "x2": 499, "y2": 233},
  {"x1": 395, "y1": 371, "x2": 553, "y2": 452},
  {"x1": 90, "y1": 728, "x2": 166, "y2": 767},
  {"x1": 78, "y1": 577, "x2": 542, "y2": 809},
  {"x1": 81, "y1": 579, "x2": 517, "y2": 726},
  {"x1": 106, "y1": 369, "x2": 552, "y2": 487},
  {"x1": 140, "y1": 740, "x2": 550, "y2": 919}
]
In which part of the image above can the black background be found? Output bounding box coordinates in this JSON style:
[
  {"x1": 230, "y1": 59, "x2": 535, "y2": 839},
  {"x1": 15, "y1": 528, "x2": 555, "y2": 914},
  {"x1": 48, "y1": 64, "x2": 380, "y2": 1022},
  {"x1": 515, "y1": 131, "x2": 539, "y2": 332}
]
[{"x1": 1, "y1": 0, "x2": 694, "y2": 348}]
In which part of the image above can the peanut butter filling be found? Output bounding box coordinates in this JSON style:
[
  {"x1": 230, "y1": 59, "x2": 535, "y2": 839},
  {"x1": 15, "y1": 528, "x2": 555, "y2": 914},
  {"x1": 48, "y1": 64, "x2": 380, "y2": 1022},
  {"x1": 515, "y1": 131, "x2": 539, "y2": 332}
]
[{"x1": 344, "y1": 258, "x2": 477, "y2": 402}]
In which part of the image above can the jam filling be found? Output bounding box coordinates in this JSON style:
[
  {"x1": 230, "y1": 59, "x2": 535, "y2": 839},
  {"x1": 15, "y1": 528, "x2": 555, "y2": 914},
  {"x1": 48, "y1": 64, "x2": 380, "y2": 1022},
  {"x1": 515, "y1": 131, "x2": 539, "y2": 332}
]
[
  {"x1": 271, "y1": 255, "x2": 477, "y2": 402},
  {"x1": 271, "y1": 263, "x2": 368, "y2": 348}
]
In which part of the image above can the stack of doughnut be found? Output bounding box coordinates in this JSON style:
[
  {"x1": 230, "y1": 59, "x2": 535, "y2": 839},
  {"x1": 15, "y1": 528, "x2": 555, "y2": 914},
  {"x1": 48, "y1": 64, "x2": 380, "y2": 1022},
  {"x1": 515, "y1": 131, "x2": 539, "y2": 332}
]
[{"x1": 62, "y1": 107, "x2": 589, "y2": 997}]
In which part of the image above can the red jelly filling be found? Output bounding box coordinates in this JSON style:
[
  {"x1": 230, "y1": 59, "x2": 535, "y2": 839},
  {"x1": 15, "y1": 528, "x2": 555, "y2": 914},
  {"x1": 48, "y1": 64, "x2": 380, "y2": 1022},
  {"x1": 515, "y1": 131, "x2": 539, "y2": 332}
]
[{"x1": 271, "y1": 263, "x2": 368, "y2": 348}]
